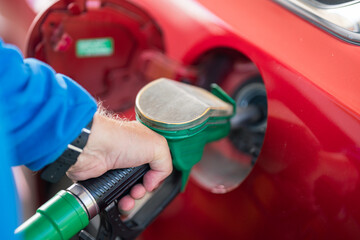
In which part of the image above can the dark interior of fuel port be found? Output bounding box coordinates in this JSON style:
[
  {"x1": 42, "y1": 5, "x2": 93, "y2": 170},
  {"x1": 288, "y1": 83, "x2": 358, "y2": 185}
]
[{"x1": 190, "y1": 50, "x2": 268, "y2": 193}]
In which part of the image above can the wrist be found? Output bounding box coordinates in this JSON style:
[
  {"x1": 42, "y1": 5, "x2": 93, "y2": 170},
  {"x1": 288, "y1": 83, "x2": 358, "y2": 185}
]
[
  {"x1": 84, "y1": 112, "x2": 124, "y2": 154},
  {"x1": 67, "y1": 112, "x2": 126, "y2": 181}
]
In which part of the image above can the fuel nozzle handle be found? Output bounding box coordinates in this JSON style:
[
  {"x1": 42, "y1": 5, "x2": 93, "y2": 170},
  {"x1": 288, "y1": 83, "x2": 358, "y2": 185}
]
[
  {"x1": 15, "y1": 165, "x2": 150, "y2": 240},
  {"x1": 73, "y1": 165, "x2": 150, "y2": 218}
]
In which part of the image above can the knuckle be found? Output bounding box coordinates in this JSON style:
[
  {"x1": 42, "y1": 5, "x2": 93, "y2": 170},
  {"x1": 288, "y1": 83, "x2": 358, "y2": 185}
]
[{"x1": 158, "y1": 135, "x2": 168, "y2": 146}]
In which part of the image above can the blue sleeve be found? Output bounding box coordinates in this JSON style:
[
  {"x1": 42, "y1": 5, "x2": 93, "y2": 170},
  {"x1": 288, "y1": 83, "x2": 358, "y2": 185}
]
[{"x1": 0, "y1": 39, "x2": 97, "y2": 171}]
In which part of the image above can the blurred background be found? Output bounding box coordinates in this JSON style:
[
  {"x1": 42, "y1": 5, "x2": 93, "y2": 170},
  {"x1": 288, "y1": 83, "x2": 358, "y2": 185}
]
[{"x1": 0, "y1": 0, "x2": 57, "y2": 52}]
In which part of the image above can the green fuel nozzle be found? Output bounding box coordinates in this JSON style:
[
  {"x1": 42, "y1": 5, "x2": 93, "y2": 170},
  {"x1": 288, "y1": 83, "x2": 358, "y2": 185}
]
[
  {"x1": 135, "y1": 78, "x2": 235, "y2": 189},
  {"x1": 15, "y1": 78, "x2": 235, "y2": 240}
]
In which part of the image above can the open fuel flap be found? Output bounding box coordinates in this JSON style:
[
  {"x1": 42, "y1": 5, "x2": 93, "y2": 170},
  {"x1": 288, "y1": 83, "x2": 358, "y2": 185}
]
[{"x1": 26, "y1": 0, "x2": 195, "y2": 113}]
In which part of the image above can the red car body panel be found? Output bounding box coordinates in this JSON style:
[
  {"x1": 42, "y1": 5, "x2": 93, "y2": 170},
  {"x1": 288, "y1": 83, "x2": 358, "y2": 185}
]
[
  {"x1": 26, "y1": 0, "x2": 360, "y2": 239},
  {"x1": 131, "y1": 1, "x2": 360, "y2": 239}
]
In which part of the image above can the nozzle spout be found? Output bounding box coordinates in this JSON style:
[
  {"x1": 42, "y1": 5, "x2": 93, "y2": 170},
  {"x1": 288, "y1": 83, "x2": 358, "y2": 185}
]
[{"x1": 230, "y1": 105, "x2": 262, "y2": 130}]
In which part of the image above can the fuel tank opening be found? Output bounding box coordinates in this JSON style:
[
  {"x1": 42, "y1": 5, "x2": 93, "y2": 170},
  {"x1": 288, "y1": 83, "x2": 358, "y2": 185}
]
[
  {"x1": 229, "y1": 76, "x2": 267, "y2": 162},
  {"x1": 191, "y1": 51, "x2": 267, "y2": 193}
]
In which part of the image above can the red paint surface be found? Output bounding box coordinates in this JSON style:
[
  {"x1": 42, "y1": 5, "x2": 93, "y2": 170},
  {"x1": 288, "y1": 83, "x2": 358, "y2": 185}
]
[
  {"x1": 27, "y1": 0, "x2": 360, "y2": 239},
  {"x1": 133, "y1": 1, "x2": 360, "y2": 239}
]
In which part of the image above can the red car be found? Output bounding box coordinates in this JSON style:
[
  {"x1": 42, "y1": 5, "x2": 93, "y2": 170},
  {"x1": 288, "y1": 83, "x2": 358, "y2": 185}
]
[{"x1": 25, "y1": 0, "x2": 360, "y2": 239}]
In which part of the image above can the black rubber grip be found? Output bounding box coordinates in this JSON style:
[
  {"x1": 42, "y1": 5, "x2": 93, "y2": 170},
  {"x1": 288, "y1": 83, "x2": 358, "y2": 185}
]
[
  {"x1": 41, "y1": 148, "x2": 80, "y2": 183},
  {"x1": 79, "y1": 164, "x2": 150, "y2": 210},
  {"x1": 41, "y1": 120, "x2": 92, "y2": 183}
]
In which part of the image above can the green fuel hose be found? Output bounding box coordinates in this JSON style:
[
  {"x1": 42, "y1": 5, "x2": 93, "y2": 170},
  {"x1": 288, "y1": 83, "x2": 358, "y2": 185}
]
[
  {"x1": 15, "y1": 190, "x2": 89, "y2": 240},
  {"x1": 15, "y1": 166, "x2": 149, "y2": 240}
]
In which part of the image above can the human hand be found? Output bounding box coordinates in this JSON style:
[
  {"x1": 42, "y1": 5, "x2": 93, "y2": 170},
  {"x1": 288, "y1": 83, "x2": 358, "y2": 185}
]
[{"x1": 66, "y1": 111, "x2": 173, "y2": 211}]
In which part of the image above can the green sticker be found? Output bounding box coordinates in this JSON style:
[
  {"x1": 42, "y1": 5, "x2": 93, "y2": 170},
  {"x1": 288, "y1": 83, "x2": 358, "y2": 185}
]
[{"x1": 76, "y1": 38, "x2": 114, "y2": 57}]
